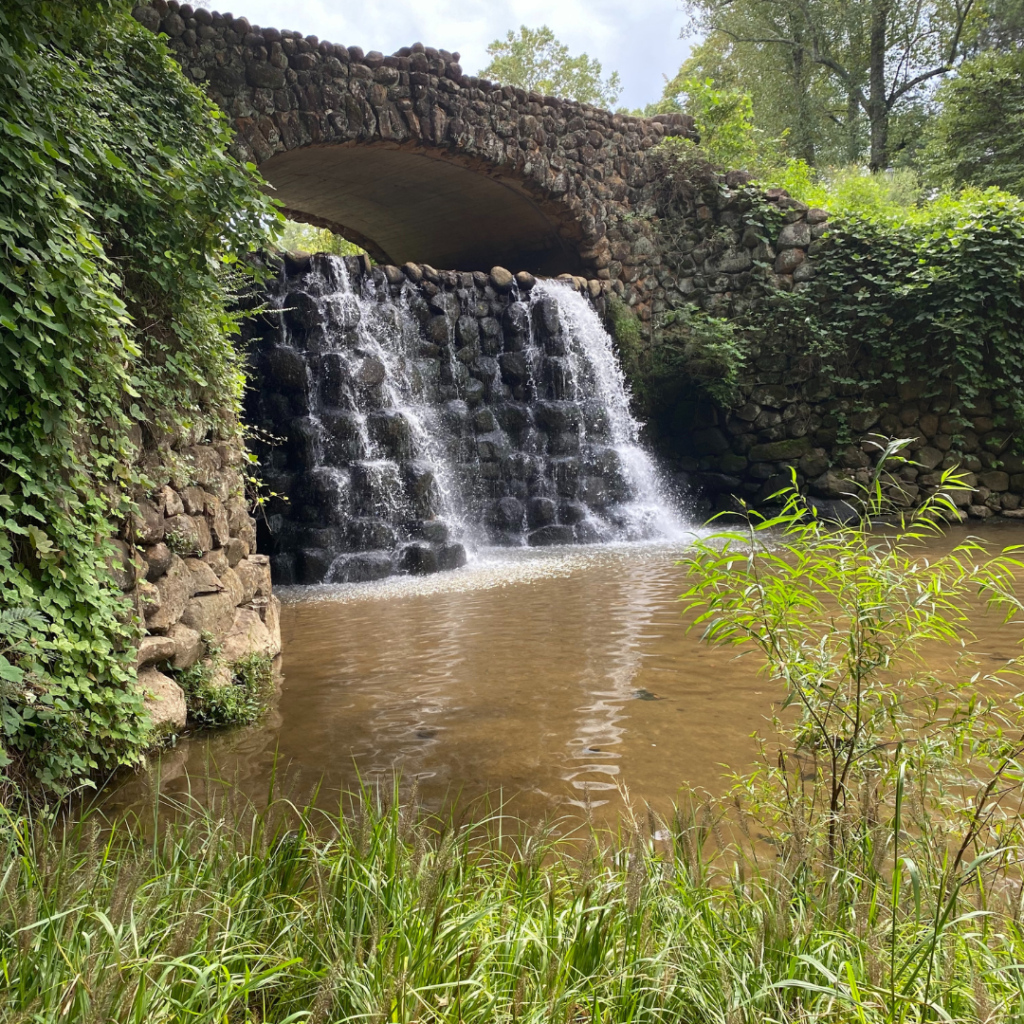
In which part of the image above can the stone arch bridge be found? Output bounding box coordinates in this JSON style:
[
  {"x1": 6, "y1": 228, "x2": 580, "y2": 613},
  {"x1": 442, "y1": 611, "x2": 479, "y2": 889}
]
[{"x1": 131, "y1": 1, "x2": 819, "y2": 327}]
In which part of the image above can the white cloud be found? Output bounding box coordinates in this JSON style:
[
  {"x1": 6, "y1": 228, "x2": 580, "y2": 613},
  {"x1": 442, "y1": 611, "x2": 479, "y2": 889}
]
[{"x1": 203, "y1": 0, "x2": 693, "y2": 109}]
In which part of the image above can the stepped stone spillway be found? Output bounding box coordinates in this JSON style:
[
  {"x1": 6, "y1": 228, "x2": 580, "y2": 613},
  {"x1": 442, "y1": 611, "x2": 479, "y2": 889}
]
[{"x1": 245, "y1": 257, "x2": 685, "y2": 585}]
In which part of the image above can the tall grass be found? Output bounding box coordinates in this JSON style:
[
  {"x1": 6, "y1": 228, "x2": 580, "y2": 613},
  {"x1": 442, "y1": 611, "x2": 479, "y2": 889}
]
[{"x1": 2, "y1": 773, "x2": 1024, "y2": 1023}]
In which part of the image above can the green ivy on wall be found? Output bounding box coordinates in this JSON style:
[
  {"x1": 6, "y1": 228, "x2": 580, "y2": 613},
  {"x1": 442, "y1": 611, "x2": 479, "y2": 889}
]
[
  {"x1": 764, "y1": 188, "x2": 1024, "y2": 429},
  {"x1": 0, "y1": 0, "x2": 277, "y2": 795}
]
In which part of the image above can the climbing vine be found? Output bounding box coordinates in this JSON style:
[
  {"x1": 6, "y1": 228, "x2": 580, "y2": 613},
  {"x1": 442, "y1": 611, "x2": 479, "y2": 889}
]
[
  {"x1": 0, "y1": 0, "x2": 277, "y2": 794},
  {"x1": 759, "y1": 189, "x2": 1024, "y2": 429}
]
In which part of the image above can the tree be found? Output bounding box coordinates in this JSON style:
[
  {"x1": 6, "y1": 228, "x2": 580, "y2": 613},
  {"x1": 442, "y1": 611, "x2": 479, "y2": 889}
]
[
  {"x1": 925, "y1": 47, "x2": 1024, "y2": 193},
  {"x1": 669, "y1": 23, "x2": 848, "y2": 165},
  {"x1": 479, "y1": 26, "x2": 622, "y2": 109},
  {"x1": 684, "y1": 0, "x2": 981, "y2": 171},
  {"x1": 650, "y1": 73, "x2": 775, "y2": 169},
  {"x1": 972, "y1": 0, "x2": 1024, "y2": 49},
  {"x1": 277, "y1": 219, "x2": 364, "y2": 257}
]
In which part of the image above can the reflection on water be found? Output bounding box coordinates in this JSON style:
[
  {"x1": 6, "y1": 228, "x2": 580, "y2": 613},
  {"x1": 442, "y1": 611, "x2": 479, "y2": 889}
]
[{"x1": 109, "y1": 523, "x2": 1024, "y2": 823}]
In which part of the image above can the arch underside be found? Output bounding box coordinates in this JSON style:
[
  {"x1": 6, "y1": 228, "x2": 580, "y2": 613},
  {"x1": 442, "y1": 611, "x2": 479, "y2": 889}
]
[{"x1": 260, "y1": 143, "x2": 583, "y2": 275}]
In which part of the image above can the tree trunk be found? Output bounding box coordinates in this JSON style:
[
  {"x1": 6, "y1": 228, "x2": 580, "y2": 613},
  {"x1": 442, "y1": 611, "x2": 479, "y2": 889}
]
[
  {"x1": 867, "y1": 0, "x2": 890, "y2": 171},
  {"x1": 845, "y1": 90, "x2": 861, "y2": 163},
  {"x1": 791, "y1": 41, "x2": 816, "y2": 166}
]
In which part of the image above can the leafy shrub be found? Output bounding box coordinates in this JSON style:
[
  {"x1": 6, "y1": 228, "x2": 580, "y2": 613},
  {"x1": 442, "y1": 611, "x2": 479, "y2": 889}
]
[
  {"x1": 759, "y1": 159, "x2": 924, "y2": 218},
  {"x1": 605, "y1": 294, "x2": 647, "y2": 398},
  {"x1": 648, "y1": 76, "x2": 785, "y2": 172},
  {"x1": 679, "y1": 444, "x2": 1024, "y2": 1017},
  {"x1": 653, "y1": 304, "x2": 751, "y2": 405},
  {"x1": 0, "y1": 2, "x2": 275, "y2": 793},
  {"x1": 178, "y1": 652, "x2": 272, "y2": 729}
]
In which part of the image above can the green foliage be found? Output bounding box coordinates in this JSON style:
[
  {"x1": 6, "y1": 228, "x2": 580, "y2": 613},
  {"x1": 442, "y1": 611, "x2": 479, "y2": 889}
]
[
  {"x1": 8, "y1": 748, "x2": 1024, "y2": 1022},
  {"x1": 759, "y1": 188, "x2": 1024, "y2": 428},
  {"x1": 677, "y1": 452, "x2": 1024, "y2": 1018},
  {"x1": 649, "y1": 75, "x2": 784, "y2": 172},
  {"x1": 655, "y1": 33, "x2": 845, "y2": 167},
  {"x1": 974, "y1": 0, "x2": 1024, "y2": 51},
  {"x1": 0, "y1": 606, "x2": 50, "y2": 791},
  {"x1": 0, "y1": 1, "x2": 276, "y2": 793},
  {"x1": 681, "y1": 0, "x2": 980, "y2": 171},
  {"x1": 760, "y1": 160, "x2": 924, "y2": 217},
  {"x1": 164, "y1": 524, "x2": 202, "y2": 558},
  {"x1": 276, "y1": 218, "x2": 365, "y2": 258},
  {"x1": 606, "y1": 295, "x2": 656, "y2": 412},
  {"x1": 924, "y1": 48, "x2": 1024, "y2": 196},
  {"x1": 606, "y1": 292, "x2": 645, "y2": 372},
  {"x1": 177, "y1": 651, "x2": 272, "y2": 729},
  {"x1": 479, "y1": 25, "x2": 621, "y2": 108},
  {"x1": 654, "y1": 303, "x2": 752, "y2": 405}
]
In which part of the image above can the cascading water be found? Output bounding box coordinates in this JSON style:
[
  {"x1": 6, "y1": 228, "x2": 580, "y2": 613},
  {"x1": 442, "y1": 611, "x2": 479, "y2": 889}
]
[{"x1": 249, "y1": 254, "x2": 685, "y2": 585}]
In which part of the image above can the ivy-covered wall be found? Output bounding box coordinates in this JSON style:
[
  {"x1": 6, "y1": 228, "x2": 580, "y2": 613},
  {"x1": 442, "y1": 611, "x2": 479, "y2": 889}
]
[
  {"x1": 640, "y1": 189, "x2": 1024, "y2": 521},
  {"x1": 0, "y1": 0, "x2": 278, "y2": 796}
]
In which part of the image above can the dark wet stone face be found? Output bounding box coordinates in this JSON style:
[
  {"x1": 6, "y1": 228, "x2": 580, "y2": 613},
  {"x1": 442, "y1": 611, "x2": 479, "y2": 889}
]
[{"x1": 246, "y1": 257, "x2": 675, "y2": 585}]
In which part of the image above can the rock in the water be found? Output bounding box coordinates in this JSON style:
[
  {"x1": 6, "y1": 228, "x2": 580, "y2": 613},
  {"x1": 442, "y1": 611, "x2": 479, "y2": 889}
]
[
  {"x1": 139, "y1": 667, "x2": 186, "y2": 733},
  {"x1": 398, "y1": 542, "x2": 439, "y2": 575},
  {"x1": 528, "y1": 524, "x2": 575, "y2": 546},
  {"x1": 220, "y1": 607, "x2": 275, "y2": 664},
  {"x1": 249, "y1": 595, "x2": 282, "y2": 655},
  {"x1": 438, "y1": 543, "x2": 467, "y2": 570}
]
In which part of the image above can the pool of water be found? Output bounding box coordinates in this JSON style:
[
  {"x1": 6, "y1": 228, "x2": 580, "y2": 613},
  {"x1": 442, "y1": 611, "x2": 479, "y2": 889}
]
[{"x1": 109, "y1": 523, "x2": 1024, "y2": 823}]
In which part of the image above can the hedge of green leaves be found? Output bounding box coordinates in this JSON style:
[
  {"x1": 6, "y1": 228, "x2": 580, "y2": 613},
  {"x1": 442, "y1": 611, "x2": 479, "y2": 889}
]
[
  {"x1": 762, "y1": 188, "x2": 1024, "y2": 423},
  {"x1": 0, "y1": 0, "x2": 275, "y2": 795}
]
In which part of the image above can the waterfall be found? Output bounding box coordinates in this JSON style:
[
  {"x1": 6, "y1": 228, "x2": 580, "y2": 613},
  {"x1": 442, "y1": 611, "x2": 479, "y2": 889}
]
[{"x1": 250, "y1": 255, "x2": 685, "y2": 585}]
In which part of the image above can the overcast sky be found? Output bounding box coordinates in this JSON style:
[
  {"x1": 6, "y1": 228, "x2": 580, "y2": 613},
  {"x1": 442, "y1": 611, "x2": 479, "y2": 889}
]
[{"x1": 204, "y1": 0, "x2": 695, "y2": 111}]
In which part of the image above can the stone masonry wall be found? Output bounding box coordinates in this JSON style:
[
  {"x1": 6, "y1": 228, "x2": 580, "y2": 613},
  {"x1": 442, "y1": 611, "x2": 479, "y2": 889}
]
[
  {"x1": 110, "y1": 434, "x2": 282, "y2": 733},
  {"x1": 245, "y1": 254, "x2": 664, "y2": 584},
  {"x1": 681, "y1": 353, "x2": 1024, "y2": 523}
]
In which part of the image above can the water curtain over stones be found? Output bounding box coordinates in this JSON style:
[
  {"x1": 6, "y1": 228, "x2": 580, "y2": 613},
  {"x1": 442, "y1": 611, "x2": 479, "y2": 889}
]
[{"x1": 247, "y1": 256, "x2": 685, "y2": 584}]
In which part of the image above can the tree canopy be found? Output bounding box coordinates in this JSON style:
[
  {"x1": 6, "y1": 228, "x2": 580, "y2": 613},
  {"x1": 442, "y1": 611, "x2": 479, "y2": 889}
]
[
  {"x1": 479, "y1": 26, "x2": 622, "y2": 108},
  {"x1": 678, "y1": 0, "x2": 985, "y2": 170},
  {"x1": 925, "y1": 47, "x2": 1024, "y2": 194}
]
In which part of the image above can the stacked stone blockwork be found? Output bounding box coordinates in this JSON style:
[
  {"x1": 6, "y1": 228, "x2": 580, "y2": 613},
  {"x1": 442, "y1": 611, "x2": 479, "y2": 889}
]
[
  {"x1": 111, "y1": 435, "x2": 282, "y2": 732},
  {"x1": 686, "y1": 369, "x2": 1024, "y2": 522},
  {"x1": 247, "y1": 255, "x2": 669, "y2": 584}
]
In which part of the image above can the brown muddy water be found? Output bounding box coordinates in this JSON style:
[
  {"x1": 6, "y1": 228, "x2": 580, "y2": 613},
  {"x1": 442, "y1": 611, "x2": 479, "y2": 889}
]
[{"x1": 109, "y1": 523, "x2": 1024, "y2": 825}]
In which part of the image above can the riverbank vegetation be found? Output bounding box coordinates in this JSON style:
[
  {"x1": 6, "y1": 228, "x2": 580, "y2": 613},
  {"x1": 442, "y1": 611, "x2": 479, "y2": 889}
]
[
  {"x1": 0, "y1": 1, "x2": 276, "y2": 796},
  {"x1": 633, "y1": 146, "x2": 1024, "y2": 425},
  {"x1": 6, "y1": 455, "x2": 1024, "y2": 1021}
]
